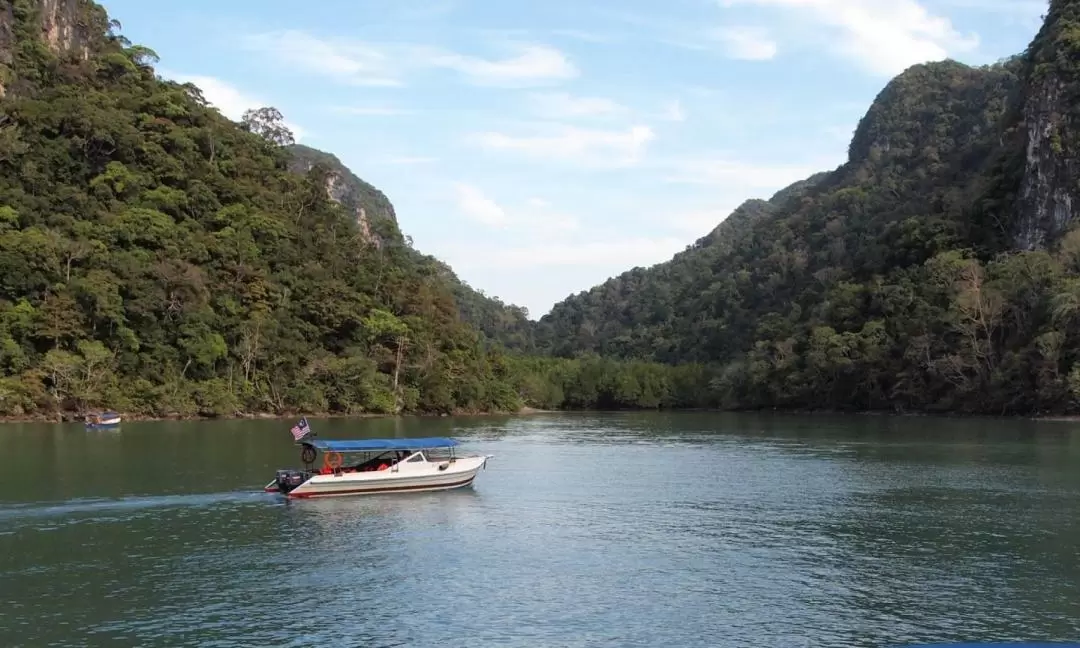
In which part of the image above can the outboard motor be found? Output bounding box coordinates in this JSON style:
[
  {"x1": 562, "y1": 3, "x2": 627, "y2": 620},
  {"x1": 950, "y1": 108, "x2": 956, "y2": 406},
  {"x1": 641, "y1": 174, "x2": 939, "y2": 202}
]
[{"x1": 274, "y1": 469, "x2": 308, "y2": 494}]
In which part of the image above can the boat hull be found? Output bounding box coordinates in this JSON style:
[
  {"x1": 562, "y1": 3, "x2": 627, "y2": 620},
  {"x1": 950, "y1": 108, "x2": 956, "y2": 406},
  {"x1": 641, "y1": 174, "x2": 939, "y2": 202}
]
[
  {"x1": 85, "y1": 420, "x2": 121, "y2": 430},
  {"x1": 286, "y1": 472, "x2": 478, "y2": 498},
  {"x1": 265, "y1": 455, "x2": 490, "y2": 499}
]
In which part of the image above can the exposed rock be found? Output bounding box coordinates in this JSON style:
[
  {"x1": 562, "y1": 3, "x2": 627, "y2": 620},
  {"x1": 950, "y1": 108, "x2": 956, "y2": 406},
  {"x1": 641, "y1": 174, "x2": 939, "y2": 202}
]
[
  {"x1": 1015, "y1": 77, "x2": 1076, "y2": 249},
  {"x1": 1012, "y1": 0, "x2": 1080, "y2": 249},
  {"x1": 286, "y1": 144, "x2": 400, "y2": 247},
  {"x1": 0, "y1": 0, "x2": 99, "y2": 95},
  {"x1": 0, "y1": 3, "x2": 13, "y2": 96},
  {"x1": 38, "y1": 0, "x2": 92, "y2": 58}
]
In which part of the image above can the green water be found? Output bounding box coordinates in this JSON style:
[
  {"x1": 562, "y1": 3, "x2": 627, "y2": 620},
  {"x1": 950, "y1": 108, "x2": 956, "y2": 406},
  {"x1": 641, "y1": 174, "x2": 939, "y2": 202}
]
[{"x1": 1, "y1": 412, "x2": 1079, "y2": 647}]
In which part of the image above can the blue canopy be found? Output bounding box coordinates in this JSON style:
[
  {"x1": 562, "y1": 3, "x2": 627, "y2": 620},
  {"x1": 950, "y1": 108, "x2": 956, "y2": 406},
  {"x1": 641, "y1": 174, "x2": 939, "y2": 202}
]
[{"x1": 303, "y1": 437, "x2": 459, "y2": 452}]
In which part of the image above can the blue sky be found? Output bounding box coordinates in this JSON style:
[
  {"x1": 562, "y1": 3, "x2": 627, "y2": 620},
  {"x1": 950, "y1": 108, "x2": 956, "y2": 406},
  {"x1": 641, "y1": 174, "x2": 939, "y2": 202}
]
[{"x1": 100, "y1": 0, "x2": 1045, "y2": 319}]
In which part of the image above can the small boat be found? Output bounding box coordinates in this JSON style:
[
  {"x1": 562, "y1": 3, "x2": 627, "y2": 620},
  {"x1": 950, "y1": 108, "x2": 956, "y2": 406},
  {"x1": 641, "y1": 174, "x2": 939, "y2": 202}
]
[
  {"x1": 264, "y1": 436, "x2": 493, "y2": 499},
  {"x1": 84, "y1": 410, "x2": 121, "y2": 429}
]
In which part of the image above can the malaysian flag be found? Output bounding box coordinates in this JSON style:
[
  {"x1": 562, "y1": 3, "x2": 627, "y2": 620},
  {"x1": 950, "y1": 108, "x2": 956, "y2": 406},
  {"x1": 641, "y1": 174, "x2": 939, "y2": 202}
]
[{"x1": 290, "y1": 416, "x2": 311, "y2": 441}]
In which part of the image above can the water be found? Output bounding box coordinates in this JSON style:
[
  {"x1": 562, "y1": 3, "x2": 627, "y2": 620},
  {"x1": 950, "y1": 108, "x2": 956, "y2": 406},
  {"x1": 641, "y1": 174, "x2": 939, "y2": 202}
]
[{"x1": 1, "y1": 412, "x2": 1079, "y2": 647}]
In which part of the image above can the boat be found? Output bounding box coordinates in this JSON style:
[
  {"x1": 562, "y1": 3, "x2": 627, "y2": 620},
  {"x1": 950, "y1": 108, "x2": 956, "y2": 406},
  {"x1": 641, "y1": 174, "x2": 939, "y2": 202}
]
[
  {"x1": 264, "y1": 436, "x2": 493, "y2": 499},
  {"x1": 84, "y1": 410, "x2": 121, "y2": 429}
]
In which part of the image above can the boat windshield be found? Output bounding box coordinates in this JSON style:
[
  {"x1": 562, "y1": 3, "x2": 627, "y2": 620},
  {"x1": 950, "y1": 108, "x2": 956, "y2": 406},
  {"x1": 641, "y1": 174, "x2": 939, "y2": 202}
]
[{"x1": 423, "y1": 447, "x2": 453, "y2": 461}]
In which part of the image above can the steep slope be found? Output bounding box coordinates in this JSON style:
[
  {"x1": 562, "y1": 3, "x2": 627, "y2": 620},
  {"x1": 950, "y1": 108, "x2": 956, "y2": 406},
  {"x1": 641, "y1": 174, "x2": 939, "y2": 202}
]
[
  {"x1": 535, "y1": 186, "x2": 818, "y2": 362},
  {"x1": 1012, "y1": 0, "x2": 1080, "y2": 249},
  {"x1": 0, "y1": 0, "x2": 530, "y2": 418},
  {"x1": 282, "y1": 144, "x2": 535, "y2": 350},
  {"x1": 438, "y1": 264, "x2": 535, "y2": 352},
  {"x1": 537, "y1": 6, "x2": 1080, "y2": 415},
  {"x1": 285, "y1": 144, "x2": 402, "y2": 247}
]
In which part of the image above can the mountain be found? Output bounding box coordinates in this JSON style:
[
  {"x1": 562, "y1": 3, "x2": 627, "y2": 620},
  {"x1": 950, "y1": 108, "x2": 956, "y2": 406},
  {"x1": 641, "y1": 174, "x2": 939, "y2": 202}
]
[
  {"x1": 0, "y1": 0, "x2": 554, "y2": 418},
  {"x1": 285, "y1": 144, "x2": 402, "y2": 248},
  {"x1": 535, "y1": 1, "x2": 1080, "y2": 416},
  {"x1": 435, "y1": 263, "x2": 536, "y2": 352},
  {"x1": 281, "y1": 144, "x2": 536, "y2": 351}
]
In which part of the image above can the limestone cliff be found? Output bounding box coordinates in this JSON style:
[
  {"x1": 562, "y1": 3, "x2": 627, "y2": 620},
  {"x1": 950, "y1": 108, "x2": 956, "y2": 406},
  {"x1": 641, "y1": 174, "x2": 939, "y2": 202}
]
[
  {"x1": 36, "y1": 0, "x2": 94, "y2": 58},
  {"x1": 0, "y1": 0, "x2": 106, "y2": 95},
  {"x1": 284, "y1": 144, "x2": 535, "y2": 347},
  {"x1": 286, "y1": 144, "x2": 400, "y2": 247},
  {"x1": 1012, "y1": 0, "x2": 1080, "y2": 249}
]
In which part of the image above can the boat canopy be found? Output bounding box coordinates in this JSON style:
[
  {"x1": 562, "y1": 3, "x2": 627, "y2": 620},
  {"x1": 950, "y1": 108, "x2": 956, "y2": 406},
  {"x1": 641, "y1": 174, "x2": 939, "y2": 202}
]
[{"x1": 302, "y1": 437, "x2": 460, "y2": 452}]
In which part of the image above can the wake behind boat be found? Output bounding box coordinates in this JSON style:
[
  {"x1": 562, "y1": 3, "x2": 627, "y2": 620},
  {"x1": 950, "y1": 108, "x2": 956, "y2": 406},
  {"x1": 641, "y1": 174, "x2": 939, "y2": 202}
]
[{"x1": 264, "y1": 418, "x2": 492, "y2": 499}]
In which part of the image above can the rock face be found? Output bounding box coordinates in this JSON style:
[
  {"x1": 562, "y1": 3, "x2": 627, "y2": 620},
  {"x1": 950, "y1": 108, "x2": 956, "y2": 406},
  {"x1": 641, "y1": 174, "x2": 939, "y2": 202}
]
[
  {"x1": 0, "y1": 4, "x2": 14, "y2": 96},
  {"x1": 0, "y1": 0, "x2": 100, "y2": 95},
  {"x1": 1012, "y1": 0, "x2": 1080, "y2": 250},
  {"x1": 38, "y1": 0, "x2": 92, "y2": 58},
  {"x1": 532, "y1": 3, "x2": 1080, "y2": 368},
  {"x1": 286, "y1": 144, "x2": 400, "y2": 247},
  {"x1": 1016, "y1": 76, "x2": 1076, "y2": 249}
]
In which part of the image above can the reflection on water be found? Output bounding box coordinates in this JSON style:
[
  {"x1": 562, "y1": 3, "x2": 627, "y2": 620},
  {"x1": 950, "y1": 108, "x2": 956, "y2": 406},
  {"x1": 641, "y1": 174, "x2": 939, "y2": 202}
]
[{"x1": 1, "y1": 412, "x2": 1079, "y2": 647}]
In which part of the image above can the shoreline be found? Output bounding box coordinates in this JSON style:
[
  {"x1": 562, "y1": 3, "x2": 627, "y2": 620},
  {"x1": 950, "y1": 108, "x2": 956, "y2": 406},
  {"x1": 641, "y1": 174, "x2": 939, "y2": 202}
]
[
  {"x1": 0, "y1": 406, "x2": 562, "y2": 425},
  {"x1": 2, "y1": 405, "x2": 1079, "y2": 425}
]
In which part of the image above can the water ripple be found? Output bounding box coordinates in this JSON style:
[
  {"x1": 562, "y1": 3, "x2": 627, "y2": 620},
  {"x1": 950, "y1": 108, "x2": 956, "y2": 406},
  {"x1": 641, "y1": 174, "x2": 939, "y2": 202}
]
[{"x1": 1, "y1": 415, "x2": 1079, "y2": 646}]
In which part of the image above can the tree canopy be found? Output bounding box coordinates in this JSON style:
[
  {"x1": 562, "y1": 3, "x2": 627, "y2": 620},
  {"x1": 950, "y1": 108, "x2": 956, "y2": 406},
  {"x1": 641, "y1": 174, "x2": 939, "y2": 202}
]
[
  {"x1": 533, "y1": 15, "x2": 1080, "y2": 416},
  {"x1": 6, "y1": 0, "x2": 1080, "y2": 420}
]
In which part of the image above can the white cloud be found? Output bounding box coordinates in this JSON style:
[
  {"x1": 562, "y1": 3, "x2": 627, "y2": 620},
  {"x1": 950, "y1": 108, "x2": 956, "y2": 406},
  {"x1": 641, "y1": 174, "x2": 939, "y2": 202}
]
[
  {"x1": 361, "y1": 0, "x2": 457, "y2": 20},
  {"x1": 942, "y1": 0, "x2": 1045, "y2": 16},
  {"x1": 709, "y1": 26, "x2": 779, "y2": 60},
  {"x1": 423, "y1": 44, "x2": 578, "y2": 86},
  {"x1": 454, "y1": 183, "x2": 509, "y2": 227},
  {"x1": 824, "y1": 124, "x2": 856, "y2": 144},
  {"x1": 661, "y1": 156, "x2": 825, "y2": 188},
  {"x1": 163, "y1": 72, "x2": 307, "y2": 141},
  {"x1": 395, "y1": 0, "x2": 457, "y2": 20},
  {"x1": 552, "y1": 29, "x2": 619, "y2": 43},
  {"x1": 331, "y1": 105, "x2": 415, "y2": 116},
  {"x1": 943, "y1": 0, "x2": 1045, "y2": 30},
  {"x1": 682, "y1": 85, "x2": 725, "y2": 97},
  {"x1": 660, "y1": 99, "x2": 686, "y2": 122},
  {"x1": 520, "y1": 197, "x2": 580, "y2": 233},
  {"x1": 668, "y1": 206, "x2": 742, "y2": 235},
  {"x1": 243, "y1": 30, "x2": 402, "y2": 86},
  {"x1": 718, "y1": 0, "x2": 979, "y2": 76},
  {"x1": 167, "y1": 74, "x2": 253, "y2": 120},
  {"x1": 452, "y1": 185, "x2": 580, "y2": 232},
  {"x1": 384, "y1": 156, "x2": 439, "y2": 165},
  {"x1": 243, "y1": 31, "x2": 577, "y2": 87},
  {"x1": 528, "y1": 91, "x2": 627, "y2": 118},
  {"x1": 470, "y1": 124, "x2": 656, "y2": 167}
]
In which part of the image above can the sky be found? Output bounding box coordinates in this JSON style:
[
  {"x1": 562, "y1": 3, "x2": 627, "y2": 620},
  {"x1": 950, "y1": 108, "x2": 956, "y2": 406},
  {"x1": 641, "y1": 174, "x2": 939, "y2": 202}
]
[{"x1": 99, "y1": 0, "x2": 1047, "y2": 319}]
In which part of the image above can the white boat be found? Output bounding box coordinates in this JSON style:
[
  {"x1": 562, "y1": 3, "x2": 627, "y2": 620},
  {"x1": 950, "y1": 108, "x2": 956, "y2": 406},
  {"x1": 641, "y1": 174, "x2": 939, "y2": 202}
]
[
  {"x1": 85, "y1": 410, "x2": 121, "y2": 429},
  {"x1": 264, "y1": 436, "x2": 492, "y2": 499}
]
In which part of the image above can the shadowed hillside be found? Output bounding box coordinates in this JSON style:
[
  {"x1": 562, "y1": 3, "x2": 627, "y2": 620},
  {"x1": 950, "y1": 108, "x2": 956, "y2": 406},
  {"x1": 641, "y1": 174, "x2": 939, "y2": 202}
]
[{"x1": 535, "y1": 1, "x2": 1080, "y2": 415}]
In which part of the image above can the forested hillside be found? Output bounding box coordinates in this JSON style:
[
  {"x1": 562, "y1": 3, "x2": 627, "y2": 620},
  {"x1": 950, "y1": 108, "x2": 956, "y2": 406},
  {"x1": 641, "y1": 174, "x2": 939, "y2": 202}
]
[
  {"x1": 8, "y1": 0, "x2": 1080, "y2": 421},
  {"x1": 0, "y1": 0, "x2": 705, "y2": 419},
  {"x1": 536, "y1": 0, "x2": 1080, "y2": 416},
  {"x1": 283, "y1": 143, "x2": 535, "y2": 351}
]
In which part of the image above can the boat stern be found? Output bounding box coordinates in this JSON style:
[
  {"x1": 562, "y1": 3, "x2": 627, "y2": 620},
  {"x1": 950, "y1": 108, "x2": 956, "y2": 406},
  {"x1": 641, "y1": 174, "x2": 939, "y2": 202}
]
[{"x1": 265, "y1": 468, "x2": 312, "y2": 495}]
